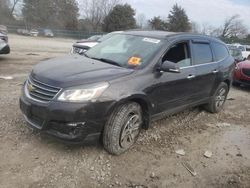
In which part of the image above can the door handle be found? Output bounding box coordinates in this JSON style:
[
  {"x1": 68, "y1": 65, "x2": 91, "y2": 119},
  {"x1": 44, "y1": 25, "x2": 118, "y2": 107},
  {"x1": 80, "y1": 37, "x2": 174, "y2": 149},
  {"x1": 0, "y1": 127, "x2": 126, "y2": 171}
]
[
  {"x1": 212, "y1": 70, "x2": 219, "y2": 74},
  {"x1": 187, "y1": 75, "x2": 195, "y2": 79}
]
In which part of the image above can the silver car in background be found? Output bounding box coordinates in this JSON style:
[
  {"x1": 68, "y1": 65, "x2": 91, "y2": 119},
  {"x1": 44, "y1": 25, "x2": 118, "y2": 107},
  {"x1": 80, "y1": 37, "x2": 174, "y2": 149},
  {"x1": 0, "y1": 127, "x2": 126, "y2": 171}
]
[{"x1": 0, "y1": 26, "x2": 10, "y2": 54}]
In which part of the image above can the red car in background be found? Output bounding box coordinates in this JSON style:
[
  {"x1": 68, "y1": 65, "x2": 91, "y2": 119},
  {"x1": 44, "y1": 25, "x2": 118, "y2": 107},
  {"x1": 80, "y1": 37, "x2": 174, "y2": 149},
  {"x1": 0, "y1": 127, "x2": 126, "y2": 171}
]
[{"x1": 234, "y1": 59, "x2": 250, "y2": 86}]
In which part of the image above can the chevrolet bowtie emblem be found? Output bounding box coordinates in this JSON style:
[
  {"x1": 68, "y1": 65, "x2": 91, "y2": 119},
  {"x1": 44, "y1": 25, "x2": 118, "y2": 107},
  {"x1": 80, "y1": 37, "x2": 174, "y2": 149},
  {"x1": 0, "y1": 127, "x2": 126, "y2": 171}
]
[{"x1": 28, "y1": 83, "x2": 35, "y2": 92}]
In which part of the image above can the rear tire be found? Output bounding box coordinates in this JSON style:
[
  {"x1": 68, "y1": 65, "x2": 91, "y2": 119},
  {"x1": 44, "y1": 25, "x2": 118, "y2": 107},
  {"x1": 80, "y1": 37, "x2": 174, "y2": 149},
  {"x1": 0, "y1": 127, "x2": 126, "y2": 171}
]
[
  {"x1": 103, "y1": 102, "x2": 142, "y2": 155},
  {"x1": 204, "y1": 82, "x2": 229, "y2": 113}
]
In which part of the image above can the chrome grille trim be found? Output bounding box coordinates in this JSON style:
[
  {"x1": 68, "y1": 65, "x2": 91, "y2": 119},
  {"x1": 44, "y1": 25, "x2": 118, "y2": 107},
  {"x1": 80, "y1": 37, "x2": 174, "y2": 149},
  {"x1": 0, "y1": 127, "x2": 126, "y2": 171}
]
[{"x1": 25, "y1": 76, "x2": 62, "y2": 103}]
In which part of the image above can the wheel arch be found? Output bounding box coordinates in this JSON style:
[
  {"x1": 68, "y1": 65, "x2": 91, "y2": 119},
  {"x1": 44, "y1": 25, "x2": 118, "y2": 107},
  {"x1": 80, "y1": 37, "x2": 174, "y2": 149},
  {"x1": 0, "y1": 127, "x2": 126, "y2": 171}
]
[
  {"x1": 105, "y1": 94, "x2": 152, "y2": 130},
  {"x1": 223, "y1": 79, "x2": 231, "y2": 89}
]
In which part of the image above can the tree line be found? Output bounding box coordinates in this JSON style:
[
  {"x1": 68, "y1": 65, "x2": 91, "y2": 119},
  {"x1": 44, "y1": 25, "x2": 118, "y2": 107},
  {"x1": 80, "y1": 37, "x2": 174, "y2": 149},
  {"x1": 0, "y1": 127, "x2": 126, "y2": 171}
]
[{"x1": 0, "y1": 0, "x2": 249, "y2": 42}]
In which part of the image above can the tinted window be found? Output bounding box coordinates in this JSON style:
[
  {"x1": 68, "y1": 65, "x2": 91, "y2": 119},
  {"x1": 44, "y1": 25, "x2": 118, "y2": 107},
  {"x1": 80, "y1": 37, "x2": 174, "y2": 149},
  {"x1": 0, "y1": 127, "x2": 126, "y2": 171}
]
[
  {"x1": 193, "y1": 43, "x2": 213, "y2": 65},
  {"x1": 162, "y1": 42, "x2": 191, "y2": 68},
  {"x1": 213, "y1": 42, "x2": 229, "y2": 61}
]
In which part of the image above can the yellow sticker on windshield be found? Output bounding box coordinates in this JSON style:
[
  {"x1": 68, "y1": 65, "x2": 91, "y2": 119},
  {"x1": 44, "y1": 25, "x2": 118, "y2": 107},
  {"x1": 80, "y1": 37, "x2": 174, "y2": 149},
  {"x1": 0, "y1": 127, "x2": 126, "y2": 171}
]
[{"x1": 128, "y1": 57, "x2": 141, "y2": 66}]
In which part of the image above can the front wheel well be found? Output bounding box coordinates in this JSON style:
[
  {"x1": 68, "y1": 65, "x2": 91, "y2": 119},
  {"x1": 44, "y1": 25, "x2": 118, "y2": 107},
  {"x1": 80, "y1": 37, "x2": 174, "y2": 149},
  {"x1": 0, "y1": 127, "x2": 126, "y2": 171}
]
[
  {"x1": 223, "y1": 79, "x2": 231, "y2": 89},
  {"x1": 129, "y1": 98, "x2": 150, "y2": 130}
]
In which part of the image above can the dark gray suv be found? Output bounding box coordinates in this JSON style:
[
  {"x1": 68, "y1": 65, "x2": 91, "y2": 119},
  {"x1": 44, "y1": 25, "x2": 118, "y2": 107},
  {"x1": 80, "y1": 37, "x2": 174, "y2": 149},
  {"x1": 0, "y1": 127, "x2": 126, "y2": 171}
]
[{"x1": 20, "y1": 31, "x2": 234, "y2": 155}]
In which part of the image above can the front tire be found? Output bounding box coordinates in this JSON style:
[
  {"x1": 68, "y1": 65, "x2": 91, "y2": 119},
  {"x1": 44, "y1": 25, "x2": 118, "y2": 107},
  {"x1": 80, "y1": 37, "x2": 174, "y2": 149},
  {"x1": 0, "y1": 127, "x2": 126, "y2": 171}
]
[
  {"x1": 204, "y1": 82, "x2": 229, "y2": 113},
  {"x1": 103, "y1": 102, "x2": 143, "y2": 155}
]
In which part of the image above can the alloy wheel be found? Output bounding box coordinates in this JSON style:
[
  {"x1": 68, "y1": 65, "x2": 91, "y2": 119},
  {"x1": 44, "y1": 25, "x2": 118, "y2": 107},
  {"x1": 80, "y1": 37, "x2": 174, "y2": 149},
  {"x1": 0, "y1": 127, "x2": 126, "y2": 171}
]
[
  {"x1": 215, "y1": 88, "x2": 227, "y2": 108},
  {"x1": 120, "y1": 113, "x2": 141, "y2": 149}
]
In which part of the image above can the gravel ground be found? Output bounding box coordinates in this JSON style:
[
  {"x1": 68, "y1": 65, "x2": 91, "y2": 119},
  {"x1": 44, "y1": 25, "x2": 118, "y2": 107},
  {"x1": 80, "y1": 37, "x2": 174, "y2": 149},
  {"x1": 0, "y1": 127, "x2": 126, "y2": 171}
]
[{"x1": 0, "y1": 34, "x2": 249, "y2": 188}]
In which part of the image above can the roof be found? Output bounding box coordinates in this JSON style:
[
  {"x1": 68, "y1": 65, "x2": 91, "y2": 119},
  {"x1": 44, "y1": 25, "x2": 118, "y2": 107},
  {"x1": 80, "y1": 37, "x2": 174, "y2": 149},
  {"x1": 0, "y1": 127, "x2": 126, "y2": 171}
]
[
  {"x1": 123, "y1": 30, "x2": 223, "y2": 44},
  {"x1": 123, "y1": 30, "x2": 177, "y2": 39}
]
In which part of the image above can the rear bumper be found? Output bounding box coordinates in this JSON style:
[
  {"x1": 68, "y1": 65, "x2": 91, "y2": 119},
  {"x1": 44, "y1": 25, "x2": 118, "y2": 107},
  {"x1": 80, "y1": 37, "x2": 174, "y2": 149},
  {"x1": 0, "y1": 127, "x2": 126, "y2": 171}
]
[
  {"x1": 0, "y1": 44, "x2": 10, "y2": 54},
  {"x1": 19, "y1": 89, "x2": 114, "y2": 143}
]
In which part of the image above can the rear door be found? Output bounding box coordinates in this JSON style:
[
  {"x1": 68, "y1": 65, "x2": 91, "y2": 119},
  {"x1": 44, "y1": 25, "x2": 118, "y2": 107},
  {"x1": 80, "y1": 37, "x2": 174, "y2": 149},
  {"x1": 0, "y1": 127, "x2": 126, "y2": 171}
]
[{"x1": 191, "y1": 40, "x2": 219, "y2": 99}]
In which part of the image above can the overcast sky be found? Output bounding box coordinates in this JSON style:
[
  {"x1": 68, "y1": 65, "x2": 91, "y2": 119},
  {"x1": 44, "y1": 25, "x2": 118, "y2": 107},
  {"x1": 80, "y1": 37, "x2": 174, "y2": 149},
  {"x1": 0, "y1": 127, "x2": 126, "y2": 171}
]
[{"x1": 124, "y1": 0, "x2": 250, "y2": 30}]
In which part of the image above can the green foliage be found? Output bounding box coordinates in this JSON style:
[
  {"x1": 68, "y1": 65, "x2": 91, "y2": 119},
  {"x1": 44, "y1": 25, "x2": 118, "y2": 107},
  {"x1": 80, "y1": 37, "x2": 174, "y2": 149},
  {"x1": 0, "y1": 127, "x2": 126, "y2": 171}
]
[
  {"x1": 22, "y1": 0, "x2": 79, "y2": 29},
  {"x1": 148, "y1": 16, "x2": 167, "y2": 30},
  {"x1": 167, "y1": 4, "x2": 191, "y2": 32},
  {"x1": 102, "y1": 3, "x2": 136, "y2": 32}
]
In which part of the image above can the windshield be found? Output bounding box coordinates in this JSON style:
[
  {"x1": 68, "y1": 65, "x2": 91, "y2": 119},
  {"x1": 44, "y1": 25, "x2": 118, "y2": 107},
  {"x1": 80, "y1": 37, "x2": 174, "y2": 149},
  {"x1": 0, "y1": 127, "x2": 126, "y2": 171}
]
[
  {"x1": 98, "y1": 32, "x2": 121, "y2": 42},
  {"x1": 88, "y1": 35, "x2": 102, "y2": 41},
  {"x1": 85, "y1": 34, "x2": 164, "y2": 68}
]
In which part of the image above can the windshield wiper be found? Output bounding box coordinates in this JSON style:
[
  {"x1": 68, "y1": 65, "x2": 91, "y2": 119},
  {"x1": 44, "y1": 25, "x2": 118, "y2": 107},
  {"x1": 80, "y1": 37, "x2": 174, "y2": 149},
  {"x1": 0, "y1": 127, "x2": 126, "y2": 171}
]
[{"x1": 90, "y1": 57, "x2": 122, "y2": 67}]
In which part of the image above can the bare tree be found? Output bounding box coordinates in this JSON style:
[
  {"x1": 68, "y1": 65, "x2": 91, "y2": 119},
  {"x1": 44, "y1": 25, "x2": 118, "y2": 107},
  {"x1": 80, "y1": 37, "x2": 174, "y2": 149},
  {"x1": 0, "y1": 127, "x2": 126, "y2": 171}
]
[
  {"x1": 10, "y1": 0, "x2": 21, "y2": 15},
  {"x1": 191, "y1": 21, "x2": 200, "y2": 33},
  {"x1": 200, "y1": 23, "x2": 215, "y2": 35},
  {"x1": 221, "y1": 15, "x2": 248, "y2": 38},
  {"x1": 80, "y1": 0, "x2": 120, "y2": 31},
  {"x1": 136, "y1": 13, "x2": 146, "y2": 29}
]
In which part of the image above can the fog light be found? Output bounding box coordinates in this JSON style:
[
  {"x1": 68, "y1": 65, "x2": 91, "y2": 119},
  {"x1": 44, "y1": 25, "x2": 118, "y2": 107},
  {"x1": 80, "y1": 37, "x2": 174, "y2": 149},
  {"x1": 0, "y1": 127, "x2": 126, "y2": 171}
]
[{"x1": 67, "y1": 122, "x2": 85, "y2": 127}]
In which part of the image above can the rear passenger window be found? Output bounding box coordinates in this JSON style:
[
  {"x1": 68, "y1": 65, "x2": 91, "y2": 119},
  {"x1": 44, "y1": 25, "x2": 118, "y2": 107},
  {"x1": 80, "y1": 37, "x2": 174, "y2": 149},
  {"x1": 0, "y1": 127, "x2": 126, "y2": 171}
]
[
  {"x1": 192, "y1": 43, "x2": 213, "y2": 65},
  {"x1": 212, "y1": 42, "x2": 229, "y2": 61}
]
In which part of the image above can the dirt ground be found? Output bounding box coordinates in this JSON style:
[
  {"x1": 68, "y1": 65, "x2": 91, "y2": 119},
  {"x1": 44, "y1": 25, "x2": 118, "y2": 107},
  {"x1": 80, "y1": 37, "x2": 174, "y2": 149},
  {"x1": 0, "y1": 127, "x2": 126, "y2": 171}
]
[{"x1": 0, "y1": 34, "x2": 249, "y2": 188}]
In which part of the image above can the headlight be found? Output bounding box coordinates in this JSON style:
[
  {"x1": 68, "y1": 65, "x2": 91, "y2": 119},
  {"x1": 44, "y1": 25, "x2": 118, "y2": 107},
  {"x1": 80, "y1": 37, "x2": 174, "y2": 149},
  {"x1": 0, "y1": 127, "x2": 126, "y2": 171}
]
[{"x1": 57, "y1": 82, "x2": 109, "y2": 102}]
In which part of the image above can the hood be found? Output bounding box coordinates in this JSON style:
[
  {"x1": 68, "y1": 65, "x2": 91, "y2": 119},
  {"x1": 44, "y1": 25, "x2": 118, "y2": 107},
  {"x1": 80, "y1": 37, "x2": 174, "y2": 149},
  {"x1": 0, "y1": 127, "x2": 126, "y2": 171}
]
[
  {"x1": 31, "y1": 55, "x2": 134, "y2": 88},
  {"x1": 77, "y1": 39, "x2": 97, "y2": 43},
  {"x1": 239, "y1": 60, "x2": 250, "y2": 69},
  {"x1": 74, "y1": 41, "x2": 99, "y2": 48}
]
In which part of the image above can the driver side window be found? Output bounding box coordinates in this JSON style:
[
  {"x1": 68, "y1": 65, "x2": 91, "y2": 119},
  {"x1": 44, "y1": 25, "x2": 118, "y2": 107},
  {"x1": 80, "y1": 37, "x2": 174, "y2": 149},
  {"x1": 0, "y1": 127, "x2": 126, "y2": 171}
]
[{"x1": 162, "y1": 42, "x2": 191, "y2": 68}]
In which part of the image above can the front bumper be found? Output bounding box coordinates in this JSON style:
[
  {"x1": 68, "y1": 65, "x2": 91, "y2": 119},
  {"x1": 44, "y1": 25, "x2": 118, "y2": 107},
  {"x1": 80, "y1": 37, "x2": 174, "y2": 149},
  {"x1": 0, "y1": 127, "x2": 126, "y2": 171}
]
[
  {"x1": 0, "y1": 44, "x2": 10, "y2": 54},
  {"x1": 234, "y1": 69, "x2": 250, "y2": 86},
  {"x1": 19, "y1": 90, "x2": 114, "y2": 143},
  {"x1": 233, "y1": 79, "x2": 250, "y2": 86}
]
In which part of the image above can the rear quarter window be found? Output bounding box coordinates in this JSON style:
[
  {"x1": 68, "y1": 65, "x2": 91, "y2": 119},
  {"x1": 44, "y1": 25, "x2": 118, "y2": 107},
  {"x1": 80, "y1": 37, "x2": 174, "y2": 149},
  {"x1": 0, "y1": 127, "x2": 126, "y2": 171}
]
[
  {"x1": 212, "y1": 42, "x2": 229, "y2": 61},
  {"x1": 192, "y1": 43, "x2": 213, "y2": 65}
]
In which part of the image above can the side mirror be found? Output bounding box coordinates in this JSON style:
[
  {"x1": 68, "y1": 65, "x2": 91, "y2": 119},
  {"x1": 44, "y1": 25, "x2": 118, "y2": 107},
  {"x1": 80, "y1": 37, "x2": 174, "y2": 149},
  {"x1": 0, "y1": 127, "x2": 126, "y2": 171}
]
[{"x1": 159, "y1": 61, "x2": 180, "y2": 73}]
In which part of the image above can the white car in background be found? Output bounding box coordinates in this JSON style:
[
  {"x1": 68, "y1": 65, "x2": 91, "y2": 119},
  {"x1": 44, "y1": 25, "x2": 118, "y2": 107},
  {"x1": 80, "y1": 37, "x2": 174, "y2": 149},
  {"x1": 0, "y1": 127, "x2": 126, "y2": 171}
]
[
  {"x1": 230, "y1": 43, "x2": 250, "y2": 59},
  {"x1": 30, "y1": 29, "x2": 39, "y2": 37},
  {"x1": 71, "y1": 31, "x2": 123, "y2": 55}
]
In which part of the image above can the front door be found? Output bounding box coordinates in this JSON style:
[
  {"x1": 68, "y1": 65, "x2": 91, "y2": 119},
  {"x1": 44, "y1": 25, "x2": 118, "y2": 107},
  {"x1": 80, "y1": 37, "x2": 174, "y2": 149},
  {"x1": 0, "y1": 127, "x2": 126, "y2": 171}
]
[{"x1": 149, "y1": 41, "x2": 197, "y2": 115}]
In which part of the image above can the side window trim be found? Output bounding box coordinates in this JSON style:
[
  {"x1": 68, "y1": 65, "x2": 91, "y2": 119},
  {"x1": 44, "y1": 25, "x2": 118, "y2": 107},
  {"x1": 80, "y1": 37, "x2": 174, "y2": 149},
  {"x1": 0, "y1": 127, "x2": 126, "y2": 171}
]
[
  {"x1": 192, "y1": 39, "x2": 210, "y2": 44},
  {"x1": 180, "y1": 61, "x2": 218, "y2": 70}
]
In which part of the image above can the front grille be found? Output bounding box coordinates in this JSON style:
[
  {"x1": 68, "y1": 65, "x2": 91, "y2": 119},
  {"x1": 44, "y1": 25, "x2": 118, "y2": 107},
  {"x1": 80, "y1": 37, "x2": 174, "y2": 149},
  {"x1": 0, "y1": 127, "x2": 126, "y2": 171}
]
[
  {"x1": 242, "y1": 68, "x2": 250, "y2": 77},
  {"x1": 73, "y1": 47, "x2": 88, "y2": 54},
  {"x1": 26, "y1": 76, "x2": 61, "y2": 102}
]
